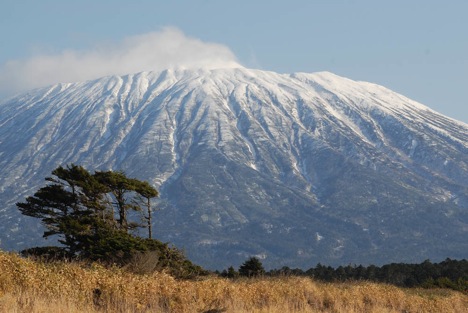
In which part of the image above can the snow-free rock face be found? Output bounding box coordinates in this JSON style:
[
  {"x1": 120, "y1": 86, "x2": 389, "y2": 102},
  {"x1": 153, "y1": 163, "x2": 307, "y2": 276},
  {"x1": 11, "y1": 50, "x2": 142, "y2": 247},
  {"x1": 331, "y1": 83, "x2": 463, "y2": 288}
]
[{"x1": 0, "y1": 68, "x2": 467, "y2": 269}]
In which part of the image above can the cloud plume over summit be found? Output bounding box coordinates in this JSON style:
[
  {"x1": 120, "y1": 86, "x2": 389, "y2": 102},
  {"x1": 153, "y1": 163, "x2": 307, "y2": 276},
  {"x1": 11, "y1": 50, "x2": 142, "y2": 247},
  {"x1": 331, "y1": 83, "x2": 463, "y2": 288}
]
[{"x1": 0, "y1": 27, "x2": 242, "y2": 97}]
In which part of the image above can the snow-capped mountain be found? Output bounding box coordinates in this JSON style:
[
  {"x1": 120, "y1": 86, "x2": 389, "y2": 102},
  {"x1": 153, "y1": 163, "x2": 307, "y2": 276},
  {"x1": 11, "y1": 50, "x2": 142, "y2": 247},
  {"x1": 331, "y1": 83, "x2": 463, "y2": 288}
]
[{"x1": 0, "y1": 68, "x2": 467, "y2": 269}]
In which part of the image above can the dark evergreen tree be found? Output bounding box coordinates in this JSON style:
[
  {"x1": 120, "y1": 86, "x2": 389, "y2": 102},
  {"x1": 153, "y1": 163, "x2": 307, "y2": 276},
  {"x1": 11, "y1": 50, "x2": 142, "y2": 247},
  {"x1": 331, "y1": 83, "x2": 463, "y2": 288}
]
[
  {"x1": 133, "y1": 180, "x2": 159, "y2": 238},
  {"x1": 94, "y1": 170, "x2": 144, "y2": 231},
  {"x1": 17, "y1": 165, "x2": 158, "y2": 261},
  {"x1": 16, "y1": 164, "x2": 206, "y2": 277},
  {"x1": 239, "y1": 257, "x2": 265, "y2": 277},
  {"x1": 228, "y1": 266, "x2": 239, "y2": 278},
  {"x1": 220, "y1": 266, "x2": 239, "y2": 278},
  {"x1": 17, "y1": 164, "x2": 102, "y2": 255}
]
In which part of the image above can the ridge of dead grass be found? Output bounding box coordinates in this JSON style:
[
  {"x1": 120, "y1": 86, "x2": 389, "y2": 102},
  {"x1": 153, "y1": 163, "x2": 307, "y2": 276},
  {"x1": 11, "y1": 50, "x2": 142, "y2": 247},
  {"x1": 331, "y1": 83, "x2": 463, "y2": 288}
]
[{"x1": 0, "y1": 251, "x2": 466, "y2": 312}]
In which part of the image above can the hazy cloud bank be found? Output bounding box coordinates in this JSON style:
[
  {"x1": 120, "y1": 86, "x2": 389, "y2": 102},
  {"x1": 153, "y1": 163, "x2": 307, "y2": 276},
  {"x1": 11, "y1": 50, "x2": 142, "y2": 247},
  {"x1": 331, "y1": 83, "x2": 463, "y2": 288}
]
[{"x1": 0, "y1": 27, "x2": 242, "y2": 97}]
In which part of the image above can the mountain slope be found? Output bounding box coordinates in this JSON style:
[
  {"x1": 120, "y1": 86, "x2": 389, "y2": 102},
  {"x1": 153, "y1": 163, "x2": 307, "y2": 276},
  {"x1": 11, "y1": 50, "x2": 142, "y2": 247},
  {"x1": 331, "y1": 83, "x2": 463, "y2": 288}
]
[{"x1": 0, "y1": 68, "x2": 467, "y2": 269}]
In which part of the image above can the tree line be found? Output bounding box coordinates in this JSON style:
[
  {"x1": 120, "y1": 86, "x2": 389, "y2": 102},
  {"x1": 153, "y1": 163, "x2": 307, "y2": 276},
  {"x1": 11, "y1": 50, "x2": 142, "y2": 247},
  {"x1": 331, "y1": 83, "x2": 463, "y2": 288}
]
[{"x1": 220, "y1": 257, "x2": 467, "y2": 292}]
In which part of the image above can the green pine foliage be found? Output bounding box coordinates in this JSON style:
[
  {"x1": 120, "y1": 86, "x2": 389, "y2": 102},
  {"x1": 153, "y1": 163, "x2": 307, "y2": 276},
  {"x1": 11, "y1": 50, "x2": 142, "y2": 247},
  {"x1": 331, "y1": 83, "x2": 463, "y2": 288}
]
[
  {"x1": 17, "y1": 164, "x2": 205, "y2": 278},
  {"x1": 239, "y1": 257, "x2": 265, "y2": 277},
  {"x1": 220, "y1": 266, "x2": 239, "y2": 278}
]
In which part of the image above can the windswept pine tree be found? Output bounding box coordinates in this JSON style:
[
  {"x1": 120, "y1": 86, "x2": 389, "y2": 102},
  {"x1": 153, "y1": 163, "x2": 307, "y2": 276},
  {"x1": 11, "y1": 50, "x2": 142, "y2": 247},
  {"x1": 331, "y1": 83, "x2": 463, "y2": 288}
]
[{"x1": 17, "y1": 164, "x2": 204, "y2": 277}]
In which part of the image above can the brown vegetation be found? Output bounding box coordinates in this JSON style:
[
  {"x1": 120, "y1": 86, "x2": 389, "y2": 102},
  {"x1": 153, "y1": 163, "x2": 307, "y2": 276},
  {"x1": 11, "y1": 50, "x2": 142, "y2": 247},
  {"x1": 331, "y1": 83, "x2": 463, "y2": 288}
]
[{"x1": 0, "y1": 251, "x2": 466, "y2": 313}]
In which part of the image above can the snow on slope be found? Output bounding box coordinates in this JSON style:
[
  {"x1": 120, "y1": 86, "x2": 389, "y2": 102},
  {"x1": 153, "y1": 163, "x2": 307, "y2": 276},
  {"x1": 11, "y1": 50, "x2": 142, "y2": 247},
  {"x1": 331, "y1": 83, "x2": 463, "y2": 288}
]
[{"x1": 1, "y1": 67, "x2": 466, "y2": 205}]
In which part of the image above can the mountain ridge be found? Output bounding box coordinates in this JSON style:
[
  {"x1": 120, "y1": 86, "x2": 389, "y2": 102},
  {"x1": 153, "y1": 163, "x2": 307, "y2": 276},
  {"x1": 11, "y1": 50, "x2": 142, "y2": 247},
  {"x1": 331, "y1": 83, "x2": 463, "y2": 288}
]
[{"x1": 0, "y1": 67, "x2": 467, "y2": 269}]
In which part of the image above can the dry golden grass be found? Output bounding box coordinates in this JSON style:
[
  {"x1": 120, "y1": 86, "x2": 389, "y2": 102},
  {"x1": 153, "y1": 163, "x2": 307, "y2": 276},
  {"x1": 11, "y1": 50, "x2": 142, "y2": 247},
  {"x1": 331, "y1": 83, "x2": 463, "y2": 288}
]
[{"x1": 0, "y1": 251, "x2": 466, "y2": 313}]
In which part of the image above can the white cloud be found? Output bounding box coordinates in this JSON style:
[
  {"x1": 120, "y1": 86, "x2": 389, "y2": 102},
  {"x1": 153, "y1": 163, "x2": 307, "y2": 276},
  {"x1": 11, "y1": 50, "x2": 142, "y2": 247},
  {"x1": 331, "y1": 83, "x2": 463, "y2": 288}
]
[{"x1": 0, "y1": 27, "x2": 242, "y2": 96}]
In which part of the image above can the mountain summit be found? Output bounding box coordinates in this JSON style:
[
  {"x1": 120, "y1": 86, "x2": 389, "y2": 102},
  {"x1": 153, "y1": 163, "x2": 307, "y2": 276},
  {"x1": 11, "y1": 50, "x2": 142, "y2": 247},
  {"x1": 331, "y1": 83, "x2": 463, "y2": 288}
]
[{"x1": 0, "y1": 68, "x2": 467, "y2": 269}]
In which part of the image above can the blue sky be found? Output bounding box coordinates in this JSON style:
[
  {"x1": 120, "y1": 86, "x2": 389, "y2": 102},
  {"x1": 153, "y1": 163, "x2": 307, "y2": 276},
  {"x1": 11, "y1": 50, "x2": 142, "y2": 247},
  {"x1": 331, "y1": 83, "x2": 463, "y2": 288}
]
[{"x1": 1, "y1": 0, "x2": 467, "y2": 123}]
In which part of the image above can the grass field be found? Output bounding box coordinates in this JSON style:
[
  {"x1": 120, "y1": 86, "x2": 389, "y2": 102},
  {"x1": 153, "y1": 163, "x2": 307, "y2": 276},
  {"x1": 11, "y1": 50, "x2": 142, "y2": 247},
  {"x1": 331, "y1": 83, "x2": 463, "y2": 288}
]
[{"x1": 0, "y1": 251, "x2": 466, "y2": 312}]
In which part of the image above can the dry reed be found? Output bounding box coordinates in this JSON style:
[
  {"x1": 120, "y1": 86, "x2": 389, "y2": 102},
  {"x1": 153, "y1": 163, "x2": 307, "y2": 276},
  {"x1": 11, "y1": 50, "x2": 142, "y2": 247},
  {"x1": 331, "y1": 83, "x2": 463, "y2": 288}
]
[{"x1": 0, "y1": 251, "x2": 466, "y2": 312}]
